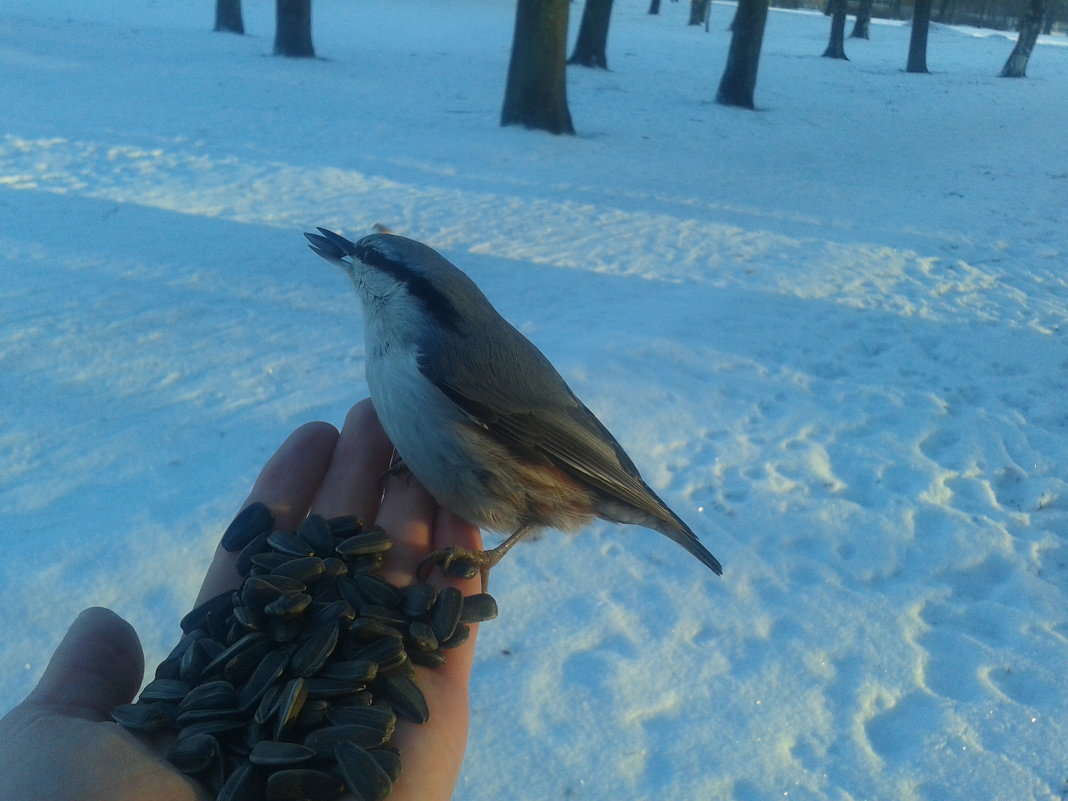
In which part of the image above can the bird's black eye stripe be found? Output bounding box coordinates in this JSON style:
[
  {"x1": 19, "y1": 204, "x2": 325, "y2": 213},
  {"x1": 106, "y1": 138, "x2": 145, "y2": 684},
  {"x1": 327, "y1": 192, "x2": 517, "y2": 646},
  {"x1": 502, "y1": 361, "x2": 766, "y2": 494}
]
[{"x1": 354, "y1": 241, "x2": 462, "y2": 333}]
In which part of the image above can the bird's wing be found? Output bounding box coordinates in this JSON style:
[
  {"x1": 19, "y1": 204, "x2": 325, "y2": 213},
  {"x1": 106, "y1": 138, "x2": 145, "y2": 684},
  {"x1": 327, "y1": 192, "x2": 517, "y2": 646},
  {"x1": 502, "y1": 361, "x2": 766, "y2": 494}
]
[{"x1": 418, "y1": 324, "x2": 681, "y2": 529}]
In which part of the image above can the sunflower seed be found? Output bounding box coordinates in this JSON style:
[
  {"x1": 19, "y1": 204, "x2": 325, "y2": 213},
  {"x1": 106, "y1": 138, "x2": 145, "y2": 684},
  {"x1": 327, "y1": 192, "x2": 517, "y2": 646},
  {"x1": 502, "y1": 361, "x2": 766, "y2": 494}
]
[
  {"x1": 242, "y1": 575, "x2": 307, "y2": 608},
  {"x1": 347, "y1": 617, "x2": 404, "y2": 642},
  {"x1": 409, "y1": 649, "x2": 447, "y2": 669},
  {"x1": 267, "y1": 529, "x2": 316, "y2": 557},
  {"x1": 334, "y1": 740, "x2": 394, "y2": 801},
  {"x1": 267, "y1": 615, "x2": 304, "y2": 643},
  {"x1": 249, "y1": 740, "x2": 317, "y2": 767},
  {"x1": 235, "y1": 531, "x2": 272, "y2": 577},
  {"x1": 444, "y1": 557, "x2": 479, "y2": 579},
  {"x1": 305, "y1": 599, "x2": 355, "y2": 631},
  {"x1": 429, "y1": 587, "x2": 462, "y2": 641},
  {"x1": 274, "y1": 677, "x2": 309, "y2": 740},
  {"x1": 324, "y1": 704, "x2": 396, "y2": 739},
  {"x1": 265, "y1": 769, "x2": 345, "y2": 801},
  {"x1": 249, "y1": 552, "x2": 296, "y2": 571},
  {"x1": 335, "y1": 529, "x2": 393, "y2": 558},
  {"x1": 370, "y1": 746, "x2": 402, "y2": 783},
  {"x1": 176, "y1": 719, "x2": 245, "y2": 739},
  {"x1": 318, "y1": 659, "x2": 377, "y2": 683},
  {"x1": 201, "y1": 632, "x2": 269, "y2": 677},
  {"x1": 327, "y1": 515, "x2": 363, "y2": 537},
  {"x1": 175, "y1": 707, "x2": 242, "y2": 725},
  {"x1": 179, "y1": 679, "x2": 237, "y2": 712},
  {"x1": 299, "y1": 514, "x2": 337, "y2": 557},
  {"x1": 440, "y1": 623, "x2": 470, "y2": 649},
  {"x1": 238, "y1": 649, "x2": 289, "y2": 711},
  {"x1": 216, "y1": 763, "x2": 264, "y2": 801},
  {"x1": 459, "y1": 592, "x2": 499, "y2": 624},
  {"x1": 292, "y1": 697, "x2": 331, "y2": 729},
  {"x1": 378, "y1": 673, "x2": 429, "y2": 723},
  {"x1": 264, "y1": 590, "x2": 313, "y2": 620},
  {"x1": 147, "y1": 700, "x2": 181, "y2": 724},
  {"x1": 139, "y1": 678, "x2": 190, "y2": 703},
  {"x1": 305, "y1": 722, "x2": 391, "y2": 755},
  {"x1": 232, "y1": 604, "x2": 267, "y2": 633},
  {"x1": 272, "y1": 556, "x2": 326, "y2": 583},
  {"x1": 352, "y1": 574, "x2": 402, "y2": 608},
  {"x1": 153, "y1": 655, "x2": 182, "y2": 681},
  {"x1": 180, "y1": 590, "x2": 233, "y2": 635},
  {"x1": 221, "y1": 502, "x2": 276, "y2": 553},
  {"x1": 348, "y1": 635, "x2": 405, "y2": 668},
  {"x1": 253, "y1": 681, "x2": 283, "y2": 725},
  {"x1": 345, "y1": 553, "x2": 384, "y2": 574},
  {"x1": 304, "y1": 676, "x2": 370, "y2": 699},
  {"x1": 166, "y1": 732, "x2": 219, "y2": 774},
  {"x1": 165, "y1": 628, "x2": 206, "y2": 662},
  {"x1": 111, "y1": 702, "x2": 171, "y2": 732},
  {"x1": 359, "y1": 604, "x2": 409, "y2": 628},
  {"x1": 321, "y1": 557, "x2": 349, "y2": 577},
  {"x1": 330, "y1": 690, "x2": 374, "y2": 708},
  {"x1": 290, "y1": 623, "x2": 339, "y2": 677},
  {"x1": 400, "y1": 582, "x2": 438, "y2": 617},
  {"x1": 337, "y1": 576, "x2": 366, "y2": 610},
  {"x1": 224, "y1": 637, "x2": 274, "y2": 684},
  {"x1": 406, "y1": 621, "x2": 439, "y2": 652}
]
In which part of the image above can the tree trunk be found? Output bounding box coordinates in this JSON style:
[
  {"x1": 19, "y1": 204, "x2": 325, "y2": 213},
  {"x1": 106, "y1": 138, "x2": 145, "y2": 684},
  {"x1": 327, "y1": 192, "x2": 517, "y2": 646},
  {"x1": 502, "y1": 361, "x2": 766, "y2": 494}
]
[
  {"x1": 689, "y1": 0, "x2": 711, "y2": 25},
  {"x1": 906, "y1": 0, "x2": 932, "y2": 72},
  {"x1": 648, "y1": 0, "x2": 661, "y2": 15},
  {"x1": 822, "y1": 0, "x2": 849, "y2": 58},
  {"x1": 274, "y1": 0, "x2": 315, "y2": 58},
  {"x1": 1001, "y1": 0, "x2": 1046, "y2": 76},
  {"x1": 215, "y1": 0, "x2": 244, "y2": 33},
  {"x1": 501, "y1": 0, "x2": 575, "y2": 135},
  {"x1": 850, "y1": 0, "x2": 873, "y2": 37},
  {"x1": 716, "y1": 0, "x2": 769, "y2": 108},
  {"x1": 569, "y1": 0, "x2": 615, "y2": 69}
]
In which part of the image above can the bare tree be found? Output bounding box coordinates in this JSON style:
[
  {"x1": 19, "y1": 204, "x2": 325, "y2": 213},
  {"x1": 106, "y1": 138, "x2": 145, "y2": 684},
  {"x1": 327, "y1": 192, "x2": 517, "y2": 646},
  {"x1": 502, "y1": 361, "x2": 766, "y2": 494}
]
[
  {"x1": 275, "y1": 0, "x2": 314, "y2": 58},
  {"x1": 716, "y1": 0, "x2": 769, "y2": 108},
  {"x1": 1001, "y1": 0, "x2": 1046, "y2": 76},
  {"x1": 906, "y1": 0, "x2": 933, "y2": 72},
  {"x1": 851, "y1": 0, "x2": 873, "y2": 37},
  {"x1": 501, "y1": 0, "x2": 575, "y2": 134},
  {"x1": 822, "y1": 0, "x2": 849, "y2": 58},
  {"x1": 215, "y1": 0, "x2": 244, "y2": 33},
  {"x1": 689, "y1": 0, "x2": 711, "y2": 25},
  {"x1": 569, "y1": 0, "x2": 615, "y2": 69}
]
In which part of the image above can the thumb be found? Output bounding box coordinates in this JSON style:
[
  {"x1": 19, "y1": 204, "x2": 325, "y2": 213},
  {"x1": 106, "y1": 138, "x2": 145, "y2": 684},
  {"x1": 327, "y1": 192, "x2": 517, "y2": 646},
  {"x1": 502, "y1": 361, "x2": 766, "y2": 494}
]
[{"x1": 26, "y1": 607, "x2": 145, "y2": 720}]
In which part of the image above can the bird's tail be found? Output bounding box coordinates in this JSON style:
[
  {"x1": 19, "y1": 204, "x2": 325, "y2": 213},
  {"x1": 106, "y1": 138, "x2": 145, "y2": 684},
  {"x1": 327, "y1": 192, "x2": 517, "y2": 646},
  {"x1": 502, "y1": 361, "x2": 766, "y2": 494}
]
[{"x1": 595, "y1": 496, "x2": 722, "y2": 575}]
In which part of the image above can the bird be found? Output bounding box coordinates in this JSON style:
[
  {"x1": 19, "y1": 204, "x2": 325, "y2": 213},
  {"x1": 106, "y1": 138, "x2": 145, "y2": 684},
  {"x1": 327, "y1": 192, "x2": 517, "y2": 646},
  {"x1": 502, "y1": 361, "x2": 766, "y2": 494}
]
[{"x1": 304, "y1": 227, "x2": 722, "y2": 584}]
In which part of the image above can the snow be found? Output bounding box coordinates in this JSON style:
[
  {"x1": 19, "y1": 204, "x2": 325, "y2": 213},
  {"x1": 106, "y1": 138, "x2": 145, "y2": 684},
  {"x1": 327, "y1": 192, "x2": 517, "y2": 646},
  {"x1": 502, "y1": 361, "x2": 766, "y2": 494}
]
[{"x1": 2, "y1": 0, "x2": 1067, "y2": 798}]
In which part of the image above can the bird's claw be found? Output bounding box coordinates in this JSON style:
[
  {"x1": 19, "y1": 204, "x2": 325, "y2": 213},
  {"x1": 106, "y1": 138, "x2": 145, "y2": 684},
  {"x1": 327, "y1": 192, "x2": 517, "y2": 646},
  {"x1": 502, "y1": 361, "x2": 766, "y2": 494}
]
[{"x1": 417, "y1": 546, "x2": 488, "y2": 589}]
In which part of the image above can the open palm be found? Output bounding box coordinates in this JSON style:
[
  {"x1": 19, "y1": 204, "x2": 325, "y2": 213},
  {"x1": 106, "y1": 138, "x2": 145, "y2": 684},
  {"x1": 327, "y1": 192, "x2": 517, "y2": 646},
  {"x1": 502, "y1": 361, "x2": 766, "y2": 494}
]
[{"x1": 0, "y1": 400, "x2": 482, "y2": 801}]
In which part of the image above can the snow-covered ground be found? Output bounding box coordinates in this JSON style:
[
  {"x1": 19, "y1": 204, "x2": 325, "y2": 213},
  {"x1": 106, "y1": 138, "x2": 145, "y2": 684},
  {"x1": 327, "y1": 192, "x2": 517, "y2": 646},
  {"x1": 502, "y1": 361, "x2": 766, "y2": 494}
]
[{"x1": 2, "y1": 0, "x2": 1066, "y2": 798}]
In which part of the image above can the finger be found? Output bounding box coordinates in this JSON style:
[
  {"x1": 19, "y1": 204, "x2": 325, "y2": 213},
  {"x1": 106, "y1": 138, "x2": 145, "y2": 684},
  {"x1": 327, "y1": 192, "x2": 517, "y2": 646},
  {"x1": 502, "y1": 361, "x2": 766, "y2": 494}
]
[
  {"x1": 194, "y1": 420, "x2": 339, "y2": 607},
  {"x1": 25, "y1": 607, "x2": 143, "y2": 720},
  {"x1": 310, "y1": 399, "x2": 394, "y2": 522},
  {"x1": 376, "y1": 472, "x2": 484, "y2": 586},
  {"x1": 375, "y1": 484, "x2": 484, "y2": 801}
]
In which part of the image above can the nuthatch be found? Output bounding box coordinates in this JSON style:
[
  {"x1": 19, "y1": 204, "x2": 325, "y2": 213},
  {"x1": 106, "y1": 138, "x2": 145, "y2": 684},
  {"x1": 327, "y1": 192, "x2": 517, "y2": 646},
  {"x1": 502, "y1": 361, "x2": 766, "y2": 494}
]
[{"x1": 305, "y1": 229, "x2": 722, "y2": 583}]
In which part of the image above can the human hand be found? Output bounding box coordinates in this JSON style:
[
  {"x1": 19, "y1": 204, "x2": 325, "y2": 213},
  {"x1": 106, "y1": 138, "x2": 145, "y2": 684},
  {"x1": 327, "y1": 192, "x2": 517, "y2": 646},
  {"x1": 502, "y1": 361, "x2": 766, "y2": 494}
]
[{"x1": 0, "y1": 400, "x2": 483, "y2": 801}]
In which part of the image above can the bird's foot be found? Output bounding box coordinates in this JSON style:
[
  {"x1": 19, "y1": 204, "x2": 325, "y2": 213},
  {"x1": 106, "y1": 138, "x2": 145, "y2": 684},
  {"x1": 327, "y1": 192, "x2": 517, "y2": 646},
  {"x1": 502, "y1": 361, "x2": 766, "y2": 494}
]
[
  {"x1": 417, "y1": 546, "x2": 502, "y2": 592},
  {"x1": 378, "y1": 456, "x2": 411, "y2": 490}
]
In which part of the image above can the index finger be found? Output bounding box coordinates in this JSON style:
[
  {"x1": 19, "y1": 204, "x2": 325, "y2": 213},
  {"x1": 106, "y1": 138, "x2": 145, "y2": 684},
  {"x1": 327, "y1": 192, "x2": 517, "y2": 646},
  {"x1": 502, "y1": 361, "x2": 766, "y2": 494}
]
[{"x1": 193, "y1": 420, "x2": 339, "y2": 607}]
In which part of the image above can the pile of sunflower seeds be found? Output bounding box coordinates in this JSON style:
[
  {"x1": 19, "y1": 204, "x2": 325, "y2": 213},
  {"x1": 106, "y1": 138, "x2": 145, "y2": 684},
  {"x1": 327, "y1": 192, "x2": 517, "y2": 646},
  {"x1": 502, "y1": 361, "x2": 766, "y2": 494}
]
[{"x1": 111, "y1": 502, "x2": 497, "y2": 801}]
